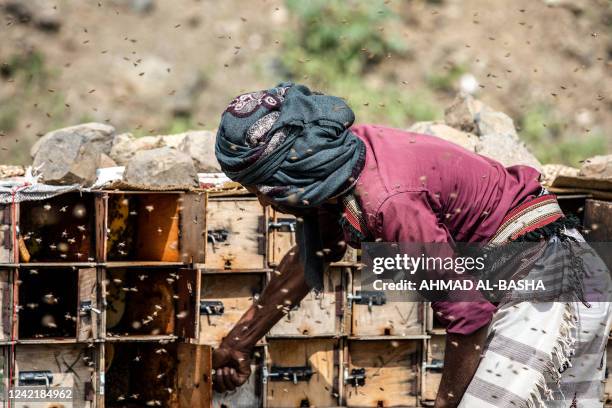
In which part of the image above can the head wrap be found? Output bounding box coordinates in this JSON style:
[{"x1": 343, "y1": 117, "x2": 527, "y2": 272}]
[{"x1": 215, "y1": 83, "x2": 365, "y2": 289}]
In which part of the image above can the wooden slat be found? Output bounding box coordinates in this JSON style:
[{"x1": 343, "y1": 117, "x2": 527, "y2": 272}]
[
  {"x1": 177, "y1": 343, "x2": 212, "y2": 408},
  {"x1": 346, "y1": 339, "x2": 420, "y2": 407},
  {"x1": 180, "y1": 192, "x2": 207, "y2": 264},
  {"x1": 0, "y1": 270, "x2": 11, "y2": 341},
  {"x1": 77, "y1": 267, "x2": 97, "y2": 341},
  {"x1": 176, "y1": 268, "x2": 200, "y2": 340},
  {"x1": 266, "y1": 339, "x2": 338, "y2": 408},
  {"x1": 422, "y1": 334, "x2": 445, "y2": 403},
  {"x1": 198, "y1": 273, "x2": 262, "y2": 346},
  {"x1": 95, "y1": 193, "x2": 108, "y2": 263},
  {"x1": 204, "y1": 198, "x2": 266, "y2": 270}
]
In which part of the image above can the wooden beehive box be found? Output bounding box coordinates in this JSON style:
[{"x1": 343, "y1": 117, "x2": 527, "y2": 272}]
[
  {"x1": 97, "y1": 191, "x2": 206, "y2": 264},
  {"x1": 18, "y1": 192, "x2": 96, "y2": 263},
  {"x1": 265, "y1": 338, "x2": 341, "y2": 408},
  {"x1": 344, "y1": 339, "x2": 421, "y2": 407},
  {"x1": 213, "y1": 346, "x2": 265, "y2": 408},
  {"x1": 102, "y1": 266, "x2": 199, "y2": 341},
  {"x1": 16, "y1": 266, "x2": 99, "y2": 342},
  {"x1": 350, "y1": 268, "x2": 426, "y2": 338},
  {"x1": 203, "y1": 196, "x2": 266, "y2": 271},
  {"x1": 198, "y1": 272, "x2": 265, "y2": 346},
  {"x1": 103, "y1": 341, "x2": 212, "y2": 408},
  {"x1": 267, "y1": 209, "x2": 359, "y2": 267},
  {"x1": 268, "y1": 266, "x2": 348, "y2": 338},
  {"x1": 7, "y1": 343, "x2": 99, "y2": 408}
]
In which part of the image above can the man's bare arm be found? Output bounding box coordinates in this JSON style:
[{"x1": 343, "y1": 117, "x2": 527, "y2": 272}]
[
  {"x1": 434, "y1": 326, "x2": 488, "y2": 408},
  {"x1": 212, "y1": 246, "x2": 311, "y2": 392}
]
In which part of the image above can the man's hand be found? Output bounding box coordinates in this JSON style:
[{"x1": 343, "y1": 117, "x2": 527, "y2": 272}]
[{"x1": 212, "y1": 345, "x2": 252, "y2": 393}]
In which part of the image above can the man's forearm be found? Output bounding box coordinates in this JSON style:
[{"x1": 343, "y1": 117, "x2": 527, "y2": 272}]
[
  {"x1": 435, "y1": 325, "x2": 488, "y2": 408},
  {"x1": 220, "y1": 247, "x2": 311, "y2": 352}
]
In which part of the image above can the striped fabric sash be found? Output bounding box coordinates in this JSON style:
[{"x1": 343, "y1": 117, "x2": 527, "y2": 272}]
[{"x1": 490, "y1": 194, "x2": 564, "y2": 244}]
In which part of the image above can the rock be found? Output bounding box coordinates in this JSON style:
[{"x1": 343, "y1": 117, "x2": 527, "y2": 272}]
[
  {"x1": 32, "y1": 123, "x2": 115, "y2": 185},
  {"x1": 444, "y1": 94, "x2": 519, "y2": 140},
  {"x1": 3, "y1": 0, "x2": 62, "y2": 31},
  {"x1": 579, "y1": 155, "x2": 612, "y2": 179},
  {"x1": 444, "y1": 94, "x2": 484, "y2": 134},
  {"x1": 123, "y1": 147, "x2": 198, "y2": 188},
  {"x1": 177, "y1": 131, "x2": 220, "y2": 172},
  {"x1": 109, "y1": 133, "x2": 164, "y2": 166},
  {"x1": 409, "y1": 121, "x2": 478, "y2": 152},
  {"x1": 0, "y1": 165, "x2": 25, "y2": 179},
  {"x1": 541, "y1": 164, "x2": 579, "y2": 186},
  {"x1": 110, "y1": 130, "x2": 220, "y2": 172},
  {"x1": 475, "y1": 133, "x2": 542, "y2": 171}
]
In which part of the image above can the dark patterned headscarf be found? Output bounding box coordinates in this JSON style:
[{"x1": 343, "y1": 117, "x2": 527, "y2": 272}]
[
  {"x1": 215, "y1": 83, "x2": 365, "y2": 289},
  {"x1": 215, "y1": 83, "x2": 364, "y2": 208}
]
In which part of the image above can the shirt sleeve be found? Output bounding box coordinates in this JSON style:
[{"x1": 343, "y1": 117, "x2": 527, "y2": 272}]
[{"x1": 377, "y1": 191, "x2": 496, "y2": 335}]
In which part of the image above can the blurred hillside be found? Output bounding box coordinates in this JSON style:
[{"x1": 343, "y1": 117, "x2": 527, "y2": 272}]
[{"x1": 0, "y1": 0, "x2": 610, "y2": 166}]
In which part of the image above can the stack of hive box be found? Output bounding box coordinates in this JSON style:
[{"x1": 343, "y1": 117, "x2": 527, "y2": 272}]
[
  {"x1": 2, "y1": 186, "x2": 610, "y2": 407},
  {"x1": 0, "y1": 189, "x2": 211, "y2": 408}
]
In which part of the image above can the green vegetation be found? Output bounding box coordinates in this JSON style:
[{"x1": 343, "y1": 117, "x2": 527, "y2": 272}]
[
  {"x1": 280, "y1": 0, "x2": 442, "y2": 126},
  {"x1": 519, "y1": 105, "x2": 606, "y2": 167}
]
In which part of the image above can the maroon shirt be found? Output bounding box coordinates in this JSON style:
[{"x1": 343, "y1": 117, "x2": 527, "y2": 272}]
[{"x1": 348, "y1": 124, "x2": 542, "y2": 334}]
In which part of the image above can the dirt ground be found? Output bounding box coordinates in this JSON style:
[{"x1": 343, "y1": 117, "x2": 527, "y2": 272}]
[{"x1": 0, "y1": 0, "x2": 610, "y2": 165}]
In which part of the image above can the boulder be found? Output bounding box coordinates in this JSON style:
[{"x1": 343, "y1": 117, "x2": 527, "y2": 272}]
[
  {"x1": 110, "y1": 130, "x2": 219, "y2": 172},
  {"x1": 408, "y1": 121, "x2": 478, "y2": 152},
  {"x1": 177, "y1": 131, "x2": 220, "y2": 172},
  {"x1": 123, "y1": 147, "x2": 198, "y2": 188},
  {"x1": 445, "y1": 94, "x2": 519, "y2": 140},
  {"x1": 475, "y1": 133, "x2": 542, "y2": 171},
  {"x1": 31, "y1": 123, "x2": 115, "y2": 185},
  {"x1": 580, "y1": 155, "x2": 612, "y2": 179},
  {"x1": 109, "y1": 133, "x2": 165, "y2": 166}
]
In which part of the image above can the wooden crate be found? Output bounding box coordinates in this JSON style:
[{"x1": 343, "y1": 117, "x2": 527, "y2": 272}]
[
  {"x1": 8, "y1": 343, "x2": 99, "y2": 408},
  {"x1": 204, "y1": 197, "x2": 266, "y2": 271},
  {"x1": 18, "y1": 192, "x2": 96, "y2": 263},
  {"x1": 103, "y1": 341, "x2": 212, "y2": 408},
  {"x1": 350, "y1": 269, "x2": 426, "y2": 338},
  {"x1": 265, "y1": 338, "x2": 340, "y2": 408},
  {"x1": 268, "y1": 266, "x2": 347, "y2": 338},
  {"x1": 17, "y1": 266, "x2": 99, "y2": 341},
  {"x1": 421, "y1": 334, "x2": 445, "y2": 406},
  {"x1": 103, "y1": 267, "x2": 199, "y2": 341},
  {"x1": 267, "y1": 209, "x2": 358, "y2": 267},
  {"x1": 213, "y1": 346, "x2": 264, "y2": 408},
  {"x1": 344, "y1": 339, "x2": 421, "y2": 407},
  {"x1": 97, "y1": 191, "x2": 205, "y2": 264},
  {"x1": 198, "y1": 272, "x2": 264, "y2": 346}
]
